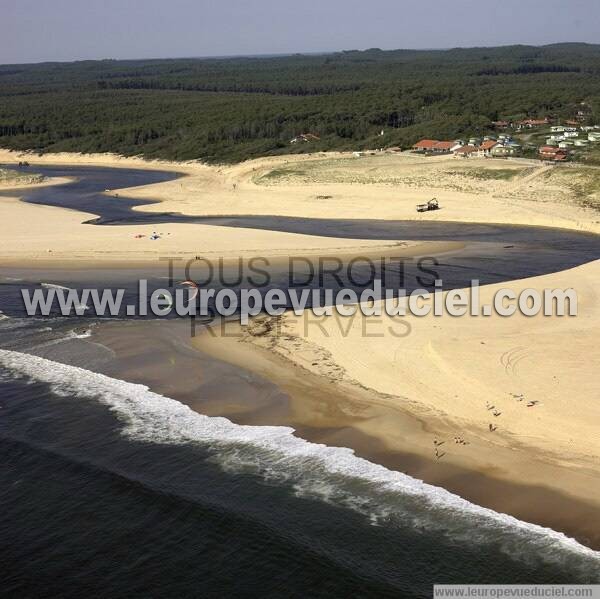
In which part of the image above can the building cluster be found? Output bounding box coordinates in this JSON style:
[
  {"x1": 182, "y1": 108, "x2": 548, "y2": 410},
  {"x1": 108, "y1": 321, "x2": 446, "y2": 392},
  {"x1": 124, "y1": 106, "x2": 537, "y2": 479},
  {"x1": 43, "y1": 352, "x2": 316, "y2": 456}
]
[
  {"x1": 545, "y1": 125, "x2": 600, "y2": 148},
  {"x1": 412, "y1": 135, "x2": 521, "y2": 158},
  {"x1": 537, "y1": 124, "x2": 600, "y2": 161},
  {"x1": 412, "y1": 122, "x2": 600, "y2": 162}
]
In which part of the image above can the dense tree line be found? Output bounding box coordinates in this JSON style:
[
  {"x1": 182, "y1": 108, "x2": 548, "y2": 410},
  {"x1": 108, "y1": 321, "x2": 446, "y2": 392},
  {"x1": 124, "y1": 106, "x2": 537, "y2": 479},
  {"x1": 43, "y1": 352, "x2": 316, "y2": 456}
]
[{"x1": 0, "y1": 44, "x2": 599, "y2": 163}]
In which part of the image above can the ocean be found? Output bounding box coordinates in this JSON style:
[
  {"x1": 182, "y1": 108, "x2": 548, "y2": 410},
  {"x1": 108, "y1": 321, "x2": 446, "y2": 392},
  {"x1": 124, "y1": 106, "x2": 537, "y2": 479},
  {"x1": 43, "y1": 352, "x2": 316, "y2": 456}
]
[
  {"x1": 0, "y1": 313, "x2": 599, "y2": 597},
  {"x1": 1, "y1": 164, "x2": 599, "y2": 596}
]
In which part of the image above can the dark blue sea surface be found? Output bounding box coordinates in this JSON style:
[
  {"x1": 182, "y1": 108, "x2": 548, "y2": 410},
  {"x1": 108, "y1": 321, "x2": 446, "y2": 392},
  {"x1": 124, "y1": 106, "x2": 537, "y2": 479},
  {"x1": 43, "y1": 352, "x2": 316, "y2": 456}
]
[
  {"x1": 1, "y1": 351, "x2": 599, "y2": 599},
  {"x1": 1, "y1": 164, "x2": 599, "y2": 597}
]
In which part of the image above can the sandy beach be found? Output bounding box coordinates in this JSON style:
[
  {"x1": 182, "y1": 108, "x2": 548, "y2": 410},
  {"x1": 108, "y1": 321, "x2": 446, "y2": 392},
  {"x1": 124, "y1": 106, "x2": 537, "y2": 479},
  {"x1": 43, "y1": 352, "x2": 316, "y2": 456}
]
[
  {"x1": 196, "y1": 260, "x2": 600, "y2": 522},
  {"x1": 95, "y1": 317, "x2": 600, "y2": 547},
  {"x1": 1, "y1": 147, "x2": 597, "y2": 263},
  {"x1": 90, "y1": 152, "x2": 600, "y2": 235},
  {"x1": 0, "y1": 155, "x2": 411, "y2": 266},
  {"x1": 1, "y1": 147, "x2": 599, "y2": 543},
  {"x1": 1, "y1": 149, "x2": 599, "y2": 235}
]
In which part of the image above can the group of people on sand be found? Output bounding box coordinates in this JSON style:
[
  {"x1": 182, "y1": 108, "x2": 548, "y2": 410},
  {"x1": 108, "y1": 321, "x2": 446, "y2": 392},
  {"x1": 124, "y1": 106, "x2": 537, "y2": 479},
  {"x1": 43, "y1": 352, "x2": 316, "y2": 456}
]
[
  {"x1": 433, "y1": 439, "x2": 446, "y2": 460},
  {"x1": 432, "y1": 434, "x2": 470, "y2": 460},
  {"x1": 431, "y1": 392, "x2": 543, "y2": 460},
  {"x1": 430, "y1": 388, "x2": 545, "y2": 461},
  {"x1": 133, "y1": 231, "x2": 168, "y2": 241},
  {"x1": 486, "y1": 393, "x2": 541, "y2": 433}
]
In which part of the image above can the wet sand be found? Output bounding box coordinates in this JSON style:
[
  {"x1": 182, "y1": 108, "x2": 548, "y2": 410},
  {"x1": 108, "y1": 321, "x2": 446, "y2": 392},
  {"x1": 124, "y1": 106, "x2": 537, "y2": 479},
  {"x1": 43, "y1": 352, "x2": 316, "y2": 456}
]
[
  {"x1": 1, "y1": 153, "x2": 598, "y2": 550},
  {"x1": 92, "y1": 317, "x2": 600, "y2": 549}
]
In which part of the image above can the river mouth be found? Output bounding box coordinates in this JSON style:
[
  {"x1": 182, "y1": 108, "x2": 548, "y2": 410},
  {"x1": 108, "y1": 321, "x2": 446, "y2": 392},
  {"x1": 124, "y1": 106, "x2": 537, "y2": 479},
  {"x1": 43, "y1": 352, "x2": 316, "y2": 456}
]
[
  {"x1": 1, "y1": 162, "x2": 599, "y2": 589},
  {"x1": 2, "y1": 163, "x2": 599, "y2": 284}
]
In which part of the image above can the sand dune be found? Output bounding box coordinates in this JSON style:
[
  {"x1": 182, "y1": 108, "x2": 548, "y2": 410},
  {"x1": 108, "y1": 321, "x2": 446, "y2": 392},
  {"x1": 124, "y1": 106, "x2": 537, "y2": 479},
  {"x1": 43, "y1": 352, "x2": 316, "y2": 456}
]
[
  {"x1": 1, "y1": 149, "x2": 599, "y2": 238},
  {"x1": 1, "y1": 148, "x2": 599, "y2": 512},
  {"x1": 198, "y1": 259, "x2": 600, "y2": 511},
  {"x1": 0, "y1": 152, "x2": 408, "y2": 265}
]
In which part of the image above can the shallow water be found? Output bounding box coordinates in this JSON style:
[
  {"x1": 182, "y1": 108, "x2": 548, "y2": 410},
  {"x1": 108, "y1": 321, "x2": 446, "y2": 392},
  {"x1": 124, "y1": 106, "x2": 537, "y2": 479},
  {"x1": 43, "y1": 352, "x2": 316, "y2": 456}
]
[
  {"x1": 1, "y1": 164, "x2": 600, "y2": 595},
  {"x1": 3, "y1": 164, "x2": 599, "y2": 288},
  {"x1": 1, "y1": 345, "x2": 599, "y2": 598}
]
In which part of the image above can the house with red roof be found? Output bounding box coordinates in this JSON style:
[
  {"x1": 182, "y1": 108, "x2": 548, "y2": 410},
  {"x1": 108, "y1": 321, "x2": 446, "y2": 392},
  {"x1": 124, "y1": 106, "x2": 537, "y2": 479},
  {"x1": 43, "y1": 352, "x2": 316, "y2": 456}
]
[
  {"x1": 479, "y1": 140, "x2": 498, "y2": 156},
  {"x1": 538, "y1": 146, "x2": 568, "y2": 161},
  {"x1": 290, "y1": 133, "x2": 321, "y2": 144},
  {"x1": 412, "y1": 139, "x2": 461, "y2": 154},
  {"x1": 413, "y1": 139, "x2": 437, "y2": 152},
  {"x1": 433, "y1": 141, "x2": 455, "y2": 152},
  {"x1": 412, "y1": 139, "x2": 438, "y2": 152},
  {"x1": 517, "y1": 118, "x2": 550, "y2": 129},
  {"x1": 453, "y1": 145, "x2": 479, "y2": 158}
]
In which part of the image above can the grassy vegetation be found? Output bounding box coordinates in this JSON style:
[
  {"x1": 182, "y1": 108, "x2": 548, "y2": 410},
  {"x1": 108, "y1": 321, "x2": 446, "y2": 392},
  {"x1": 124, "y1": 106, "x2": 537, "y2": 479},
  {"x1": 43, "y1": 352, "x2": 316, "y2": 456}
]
[
  {"x1": 444, "y1": 168, "x2": 524, "y2": 181},
  {"x1": 0, "y1": 44, "x2": 599, "y2": 163},
  {"x1": 256, "y1": 167, "x2": 310, "y2": 182},
  {"x1": 542, "y1": 168, "x2": 600, "y2": 210},
  {"x1": 577, "y1": 146, "x2": 600, "y2": 166},
  {"x1": 255, "y1": 155, "x2": 530, "y2": 191}
]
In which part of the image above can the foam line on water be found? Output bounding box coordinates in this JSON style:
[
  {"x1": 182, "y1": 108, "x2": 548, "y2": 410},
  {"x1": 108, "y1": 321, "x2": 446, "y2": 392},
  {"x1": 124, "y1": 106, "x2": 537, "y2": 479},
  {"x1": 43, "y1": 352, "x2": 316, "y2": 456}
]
[{"x1": 0, "y1": 348, "x2": 599, "y2": 569}]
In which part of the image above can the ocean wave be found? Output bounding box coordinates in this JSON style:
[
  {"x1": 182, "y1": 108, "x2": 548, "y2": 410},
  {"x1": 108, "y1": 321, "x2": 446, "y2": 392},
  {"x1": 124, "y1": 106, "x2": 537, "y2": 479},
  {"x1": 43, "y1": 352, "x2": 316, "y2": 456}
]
[
  {"x1": 40, "y1": 283, "x2": 89, "y2": 311},
  {"x1": 0, "y1": 317, "x2": 36, "y2": 330},
  {"x1": 0, "y1": 348, "x2": 598, "y2": 572},
  {"x1": 65, "y1": 328, "x2": 93, "y2": 339},
  {"x1": 40, "y1": 283, "x2": 72, "y2": 291},
  {"x1": 22, "y1": 328, "x2": 93, "y2": 350}
]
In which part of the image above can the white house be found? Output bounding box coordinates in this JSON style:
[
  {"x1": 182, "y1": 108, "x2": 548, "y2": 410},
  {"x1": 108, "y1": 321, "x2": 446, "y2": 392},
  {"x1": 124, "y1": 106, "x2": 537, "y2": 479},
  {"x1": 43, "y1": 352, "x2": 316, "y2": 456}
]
[
  {"x1": 478, "y1": 140, "x2": 498, "y2": 156},
  {"x1": 491, "y1": 145, "x2": 516, "y2": 157}
]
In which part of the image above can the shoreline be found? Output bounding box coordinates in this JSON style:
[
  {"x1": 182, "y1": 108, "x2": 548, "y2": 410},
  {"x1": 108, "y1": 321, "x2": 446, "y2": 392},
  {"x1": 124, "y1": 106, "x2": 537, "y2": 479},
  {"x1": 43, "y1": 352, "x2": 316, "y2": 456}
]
[
  {"x1": 1, "y1": 148, "x2": 599, "y2": 237},
  {"x1": 192, "y1": 250, "x2": 600, "y2": 540},
  {"x1": 0, "y1": 238, "x2": 424, "y2": 269},
  {"x1": 193, "y1": 312, "x2": 600, "y2": 548},
  {"x1": 1, "y1": 150, "x2": 599, "y2": 548},
  {"x1": 89, "y1": 317, "x2": 600, "y2": 549}
]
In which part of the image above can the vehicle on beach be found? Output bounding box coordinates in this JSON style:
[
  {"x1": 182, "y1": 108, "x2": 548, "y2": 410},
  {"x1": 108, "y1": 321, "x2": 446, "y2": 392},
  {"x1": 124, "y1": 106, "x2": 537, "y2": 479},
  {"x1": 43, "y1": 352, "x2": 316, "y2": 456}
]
[
  {"x1": 416, "y1": 198, "x2": 440, "y2": 212},
  {"x1": 4, "y1": 4, "x2": 600, "y2": 593}
]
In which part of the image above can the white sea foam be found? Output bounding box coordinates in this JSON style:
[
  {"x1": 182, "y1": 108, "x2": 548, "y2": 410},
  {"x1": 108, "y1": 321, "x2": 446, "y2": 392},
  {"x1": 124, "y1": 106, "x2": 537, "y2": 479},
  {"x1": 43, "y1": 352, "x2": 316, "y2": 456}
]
[
  {"x1": 40, "y1": 282, "x2": 89, "y2": 311},
  {"x1": 66, "y1": 328, "x2": 92, "y2": 339},
  {"x1": 0, "y1": 348, "x2": 598, "y2": 569},
  {"x1": 41, "y1": 283, "x2": 72, "y2": 291}
]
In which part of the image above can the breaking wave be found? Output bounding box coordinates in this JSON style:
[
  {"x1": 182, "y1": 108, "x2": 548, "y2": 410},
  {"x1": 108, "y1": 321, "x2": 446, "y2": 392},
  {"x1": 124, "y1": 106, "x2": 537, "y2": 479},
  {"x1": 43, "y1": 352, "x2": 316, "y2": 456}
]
[{"x1": 0, "y1": 348, "x2": 599, "y2": 574}]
